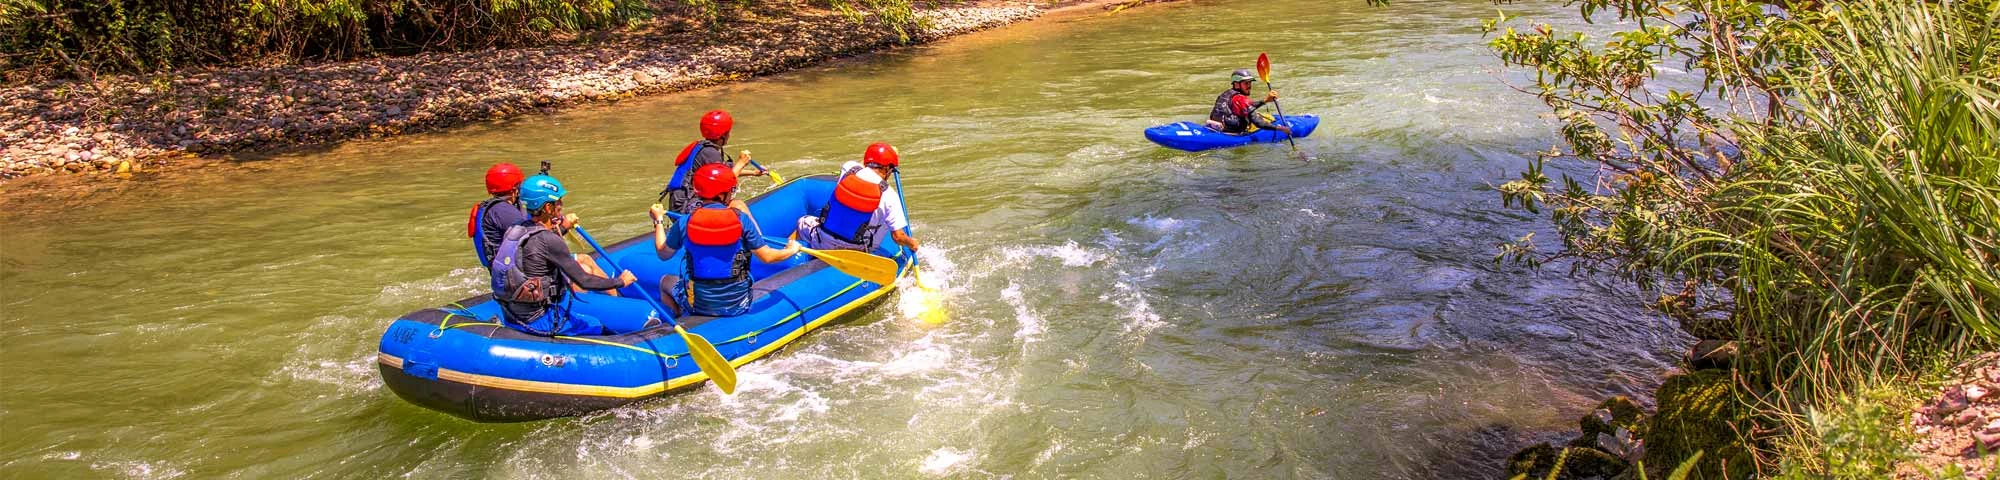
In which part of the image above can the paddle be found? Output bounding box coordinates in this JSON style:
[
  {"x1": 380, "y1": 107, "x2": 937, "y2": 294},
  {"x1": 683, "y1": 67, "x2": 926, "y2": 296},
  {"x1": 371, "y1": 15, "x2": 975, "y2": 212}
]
[
  {"x1": 741, "y1": 150, "x2": 785, "y2": 184},
  {"x1": 573, "y1": 226, "x2": 738, "y2": 395},
  {"x1": 798, "y1": 247, "x2": 900, "y2": 285},
  {"x1": 893, "y1": 171, "x2": 947, "y2": 325},
  {"x1": 1255, "y1": 52, "x2": 1301, "y2": 154}
]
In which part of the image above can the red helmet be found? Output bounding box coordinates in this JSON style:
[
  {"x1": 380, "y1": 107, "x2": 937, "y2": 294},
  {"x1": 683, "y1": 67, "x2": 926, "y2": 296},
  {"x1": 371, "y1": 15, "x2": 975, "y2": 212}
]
[
  {"x1": 700, "y1": 110, "x2": 733, "y2": 141},
  {"x1": 863, "y1": 142, "x2": 900, "y2": 168},
  {"x1": 690, "y1": 163, "x2": 738, "y2": 199},
  {"x1": 484, "y1": 163, "x2": 525, "y2": 194}
]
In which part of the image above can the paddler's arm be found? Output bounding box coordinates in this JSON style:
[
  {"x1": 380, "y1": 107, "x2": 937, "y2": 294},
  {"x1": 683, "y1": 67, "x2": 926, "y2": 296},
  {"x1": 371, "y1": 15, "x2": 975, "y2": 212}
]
[
  {"x1": 1250, "y1": 91, "x2": 1292, "y2": 134},
  {"x1": 649, "y1": 204, "x2": 679, "y2": 260},
  {"x1": 732, "y1": 150, "x2": 766, "y2": 177},
  {"x1": 881, "y1": 188, "x2": 921, "y2": 252},
  {"x1": 538, "y1": 234, "x2": 634, "y2": 290},
  {"x1": 890, "y1": 229, "x2": 921, "y2": 252},
  {"x1": 740, "y1": 215, "x2": 800, "y2": 263}
]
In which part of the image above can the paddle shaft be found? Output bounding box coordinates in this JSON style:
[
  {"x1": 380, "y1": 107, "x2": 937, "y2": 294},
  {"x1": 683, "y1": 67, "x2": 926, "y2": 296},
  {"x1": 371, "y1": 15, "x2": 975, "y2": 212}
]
[
  {"x1": 892, "y1": 171, "x2": 920, "y2": 275},
  {"x1": 1256, "y1": 53, "x2": 1299, "y2": 151},
  {"x1": 572, "y1": 227, "x2": 675, "y2": 327},
  {"x1": 1260, "y1": 80, "x2": 1299, "y2": 150}
]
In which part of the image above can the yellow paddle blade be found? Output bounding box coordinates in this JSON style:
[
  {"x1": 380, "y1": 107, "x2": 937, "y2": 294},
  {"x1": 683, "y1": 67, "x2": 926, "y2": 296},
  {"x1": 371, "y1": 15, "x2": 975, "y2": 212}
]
[
  {"x1": 910, "y1": 269, "x2": 947, "y2": 324},
  {"x1": 800, "y1": 248, "x2": 900, "y2": 285},
  {"x1": 767, "y1": 170, "x2": 786, "y2": 185},
  {"x1": 675, "y1": 325, "x2": 737, "y2": 395}
]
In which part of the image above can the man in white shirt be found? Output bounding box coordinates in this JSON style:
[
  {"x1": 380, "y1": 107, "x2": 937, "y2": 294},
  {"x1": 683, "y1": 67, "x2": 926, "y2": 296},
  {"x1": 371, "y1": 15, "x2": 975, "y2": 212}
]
[{"x1": 796, "y1": 142, "x2": 922, "y2": 253}]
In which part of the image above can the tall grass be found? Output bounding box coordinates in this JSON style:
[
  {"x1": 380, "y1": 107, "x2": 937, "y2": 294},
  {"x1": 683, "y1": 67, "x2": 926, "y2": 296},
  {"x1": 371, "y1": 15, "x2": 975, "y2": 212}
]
[
  {"x1": 1715, "y1": 0, "x2": 2000, "y2": 469},
  {"x1": 1488, "y1": 0, "x2": 1999, "y2": 473}
]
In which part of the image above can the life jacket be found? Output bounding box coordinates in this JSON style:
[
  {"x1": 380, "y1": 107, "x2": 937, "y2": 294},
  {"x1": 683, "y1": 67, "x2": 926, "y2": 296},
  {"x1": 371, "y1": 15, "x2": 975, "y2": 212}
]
[
  {"x1": 665, "y1": 140, "x2": 709, "y2": 214},
  {"x1": 1208, "y1": 88, "x2": 1255, "y2": 133},
  {"x1": 466, "y1": 196, "x2": 511, "y2": 268},
  {"x1": 817, "y1": 165, "x2": 888, "y2": 246},
  {"x1": 489, "y1": 224, "x2": 563, "y2": 307},
  {"x1": 683, "y1": 205, "x2": 752, "y2": 284}
]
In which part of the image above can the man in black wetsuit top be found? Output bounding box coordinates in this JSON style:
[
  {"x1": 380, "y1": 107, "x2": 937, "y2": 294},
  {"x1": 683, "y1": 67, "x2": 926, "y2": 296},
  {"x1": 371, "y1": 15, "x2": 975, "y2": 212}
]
[{"x1": 1207, "y1": 68, "x2": 1292, "y2": 136}]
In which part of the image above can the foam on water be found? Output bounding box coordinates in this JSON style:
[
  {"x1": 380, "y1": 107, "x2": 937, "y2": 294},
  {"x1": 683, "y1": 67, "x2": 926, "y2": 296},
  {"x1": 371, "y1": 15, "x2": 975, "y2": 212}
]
[
  {"x1": 918, "y1": 447, "x2": 974, "y2": 476},
  {"x1": 999, "y1": 283, "x2": 1044, "y2": 341},
  {"x1": 87, "y1": 460, "x2": 186, "y2": 480},
  {"x1": 998, "y1": 241, "x2": 1108, "y2": 267},
  {"x1": 269, "y1": 354, "x2": 383, "y2": 394}
]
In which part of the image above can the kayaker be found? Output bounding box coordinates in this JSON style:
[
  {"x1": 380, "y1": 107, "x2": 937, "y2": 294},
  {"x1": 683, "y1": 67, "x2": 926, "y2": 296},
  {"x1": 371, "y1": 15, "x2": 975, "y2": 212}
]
[
  {"x1": 663, "y1": 109, "x2": 768, "y2": 216},
  {"x1": 647, "y1": 163, "x2": 802, "y2": 317},
  {"x1": 491, "y1": 174, "x2": 647, "y2": 336},
  {"x1": 1206, "y1": 69, "x2": 1292, "y2": 136},
  {"x1": 795, "y1": 142, "x2": 921, "y2": 253}
]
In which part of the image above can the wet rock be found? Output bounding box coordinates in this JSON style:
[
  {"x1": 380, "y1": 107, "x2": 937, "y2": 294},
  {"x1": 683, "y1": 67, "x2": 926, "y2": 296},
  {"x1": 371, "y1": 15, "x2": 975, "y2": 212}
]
[
  {"x1": 1506, "y1": 443, "x2": 1629, "y2": 480},
  {"x1": 385, "y1": 106, "x2": 402, "y2": 117},
  {"x1": 1688, "y1": 340, "x2": 1738, "y2": 371},
  {"x1": 1522, "y1": 323, "x2": 1576, "y2": 341},
  {"x1": 1573, "y1": 396, "x2": 1646, "y2": 449}
]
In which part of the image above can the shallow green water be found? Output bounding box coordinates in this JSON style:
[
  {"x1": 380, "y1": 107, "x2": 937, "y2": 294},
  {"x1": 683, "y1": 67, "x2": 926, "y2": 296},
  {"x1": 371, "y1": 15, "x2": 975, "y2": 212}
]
[{"x1": 1, "y1": 0, "x2": 1688, "y2": 477}]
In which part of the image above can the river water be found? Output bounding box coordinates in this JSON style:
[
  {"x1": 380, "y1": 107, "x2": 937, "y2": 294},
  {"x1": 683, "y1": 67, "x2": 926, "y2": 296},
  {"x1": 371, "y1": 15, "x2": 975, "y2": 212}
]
[{"x1": 0, "y1": 0, "x2": 1689, "y2": 477}]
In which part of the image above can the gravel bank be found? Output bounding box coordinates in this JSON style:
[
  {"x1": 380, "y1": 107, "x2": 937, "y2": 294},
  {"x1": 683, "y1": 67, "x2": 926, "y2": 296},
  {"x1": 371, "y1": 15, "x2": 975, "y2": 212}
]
[{"x1": 0, "y1": 4, "x2": 1041, "y2": 180}]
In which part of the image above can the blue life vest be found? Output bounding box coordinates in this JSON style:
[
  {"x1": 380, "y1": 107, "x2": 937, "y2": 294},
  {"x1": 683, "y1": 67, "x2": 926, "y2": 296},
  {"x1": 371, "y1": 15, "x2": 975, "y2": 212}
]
[
  {"x1": 665, "y1": 141, "x2": 708, "y2": 215},
  {"x1": 489, "y1": 224, "x2": 561, "y2": 306},
  {"x1": 684, "y1": 206, "x2": 751, "y2": 283},
  {"x1": 468, "y1": 196, "x2": 509, "y2": 268},
  {"x1": 818, "y1": 165, "x2": 888, "y2": 246}
]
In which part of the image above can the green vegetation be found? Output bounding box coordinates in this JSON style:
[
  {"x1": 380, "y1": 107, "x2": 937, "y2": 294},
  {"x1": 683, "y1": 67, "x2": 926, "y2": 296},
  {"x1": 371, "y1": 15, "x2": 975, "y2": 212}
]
[
  {"x1": 1485, "y1": 0, "x2": 2000, "y2": 475},
  {"x1": 0, "y1": 0, "x2": 920, "y2": 84}
]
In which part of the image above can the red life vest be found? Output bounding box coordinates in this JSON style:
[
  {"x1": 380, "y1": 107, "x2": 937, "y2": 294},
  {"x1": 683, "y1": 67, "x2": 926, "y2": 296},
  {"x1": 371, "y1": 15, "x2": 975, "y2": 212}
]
[{"x1": 684, "y1": 205, "x2": 750, "y2": 282}]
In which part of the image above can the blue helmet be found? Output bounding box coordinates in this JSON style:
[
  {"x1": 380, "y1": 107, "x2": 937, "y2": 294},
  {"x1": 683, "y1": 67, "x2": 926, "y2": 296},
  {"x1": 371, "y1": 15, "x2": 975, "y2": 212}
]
[{"x1": 519, "y1": 174, "x2": 568, "y2": 212}]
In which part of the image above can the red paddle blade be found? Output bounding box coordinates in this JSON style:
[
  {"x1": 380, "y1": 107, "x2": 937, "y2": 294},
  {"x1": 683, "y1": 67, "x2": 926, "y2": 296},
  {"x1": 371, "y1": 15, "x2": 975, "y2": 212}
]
[{"x1": 1256, "y1": 53, "x2": 1272, "y2": 82}]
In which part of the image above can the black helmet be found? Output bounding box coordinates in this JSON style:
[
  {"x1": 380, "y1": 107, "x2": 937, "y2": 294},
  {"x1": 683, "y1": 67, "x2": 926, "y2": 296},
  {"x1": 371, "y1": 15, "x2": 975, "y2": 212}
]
[{"x1": 1230, "y1": 69, "x2": 1256, "y2": 82}]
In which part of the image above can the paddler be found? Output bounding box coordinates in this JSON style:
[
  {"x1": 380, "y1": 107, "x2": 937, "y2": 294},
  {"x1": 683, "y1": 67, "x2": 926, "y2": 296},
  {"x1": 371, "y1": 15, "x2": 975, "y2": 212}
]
[
  {"x1": 468, "y1": 163, "x2": 527, "y2": 268},
  {"x1": 488, "y1": 174, "x2": 649, "y2": 336},
  {"x1": 661, "y1": 110, "x2": 770, "y2": 216},
  {"x1": 1206, "y1": 69, "x2": 1292, "y2": 136},
  {"x1": 647, "y1": 163, "x2": 802, "y2": 317},
  {"x1": 795, "y1": 142, "x2": 921, "y2": 253},
  {"x1": 469, "y1": 162, "x2": 615, "y2": 294}
]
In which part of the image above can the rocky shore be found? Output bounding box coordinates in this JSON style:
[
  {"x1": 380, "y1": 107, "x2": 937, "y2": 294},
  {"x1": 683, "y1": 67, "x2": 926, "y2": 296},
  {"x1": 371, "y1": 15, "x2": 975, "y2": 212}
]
[{"x1": 0, "y1": 3, "x2": 1042, "y2": 180}]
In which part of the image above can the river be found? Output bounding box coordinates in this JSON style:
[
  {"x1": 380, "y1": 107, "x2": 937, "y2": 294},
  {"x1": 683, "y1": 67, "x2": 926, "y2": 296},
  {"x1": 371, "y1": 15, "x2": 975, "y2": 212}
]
[{"x1": 0, "y1": 0, "x2": 1689, "y2": 477}]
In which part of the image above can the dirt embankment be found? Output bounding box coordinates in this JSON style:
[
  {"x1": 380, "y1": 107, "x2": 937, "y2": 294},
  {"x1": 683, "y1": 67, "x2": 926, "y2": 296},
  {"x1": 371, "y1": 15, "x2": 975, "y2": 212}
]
[{"x1": 0, "y1": 3, "x2": 1048, "y2": 181}]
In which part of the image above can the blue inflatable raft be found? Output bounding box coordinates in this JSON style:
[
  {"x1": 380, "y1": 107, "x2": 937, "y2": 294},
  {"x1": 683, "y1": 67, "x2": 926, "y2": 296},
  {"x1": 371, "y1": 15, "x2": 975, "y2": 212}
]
[
  {"x1": 377, "y1": 174, "x2": 911, "y2": 422},
  {"x1": 1143, "y1": 115, "x2": 1319, "y2": 152}
]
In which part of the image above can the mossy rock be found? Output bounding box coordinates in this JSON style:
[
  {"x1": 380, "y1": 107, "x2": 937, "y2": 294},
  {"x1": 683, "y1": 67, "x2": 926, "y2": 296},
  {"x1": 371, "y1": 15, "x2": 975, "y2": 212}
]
[
  {"x1": 1642, "y1": 370, "x2": 1755, "y2": 479},
  {"x1": 1506, "y1": 442, "x2": 1631, "y2": 479},
  {"x1": 1572, "y1": 395, "x2": 1647, "y2": 449},
  {"x1": 1508, "y1": 442, "x2": 1560, "y2": 478}
]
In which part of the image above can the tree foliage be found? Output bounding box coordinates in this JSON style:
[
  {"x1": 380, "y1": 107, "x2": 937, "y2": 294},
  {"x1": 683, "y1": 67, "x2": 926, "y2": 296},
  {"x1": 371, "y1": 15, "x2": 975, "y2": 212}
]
[{"x1": 0, "y1": 0, "x2": 918, "y2": 84}]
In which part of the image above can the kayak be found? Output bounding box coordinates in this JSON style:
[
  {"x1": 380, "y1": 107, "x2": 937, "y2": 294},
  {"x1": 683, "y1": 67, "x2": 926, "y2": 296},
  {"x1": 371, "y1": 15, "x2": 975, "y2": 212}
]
[
  {"x1": 1143, "y1": 115, "x2": 1320, "y2": 152},
  {"x1": 376, "y1": 174, "x2": 911, "y2": 422}
]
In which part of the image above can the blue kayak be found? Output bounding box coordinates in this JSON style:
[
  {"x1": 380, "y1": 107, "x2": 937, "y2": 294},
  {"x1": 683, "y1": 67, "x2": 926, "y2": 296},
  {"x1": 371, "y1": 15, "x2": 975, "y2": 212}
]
[
  {"x1": 1143, "y1": 115, "x2": 1319, "y2": 152},
  {"x1": 377, "y1": 174, "x2": 911, "y2": 422}
]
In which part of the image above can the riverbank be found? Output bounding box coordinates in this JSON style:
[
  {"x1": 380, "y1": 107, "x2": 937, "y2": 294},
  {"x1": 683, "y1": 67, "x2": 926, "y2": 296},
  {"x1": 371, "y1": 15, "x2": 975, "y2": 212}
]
[{"x1": 0, "y1": 1, "x2": 1064, "y2": 182}]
